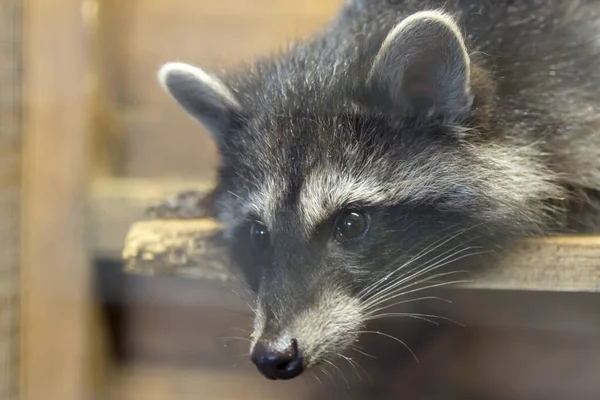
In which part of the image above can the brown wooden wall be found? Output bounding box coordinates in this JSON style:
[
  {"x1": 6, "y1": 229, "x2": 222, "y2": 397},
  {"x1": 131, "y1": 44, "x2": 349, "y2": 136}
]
[
  {"x1": 0, "y1": 0, "x2": 21, "y2": 398},
  {"x1": 96, "y1": 0, "x2": 342, "y2": 179},
  {"x1": 21, "y1": 0, "x2": 97, "y2": 399}
]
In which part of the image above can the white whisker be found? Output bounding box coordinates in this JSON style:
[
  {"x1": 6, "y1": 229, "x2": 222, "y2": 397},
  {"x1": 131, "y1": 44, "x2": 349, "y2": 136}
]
[
  {"x1": 356, "y1": 330, "x2": 419, "y2": 363},
  {"x1": 361, "y1": 248, "x2": 485, "y2": 312},
  {"x1": 324, "y1": 359, "x2": 350, "y2": 388},
  {"x1": 230, "y1": 327, "x2": 252, "y2": 334},
  {"x1": 338, "y1": 353, "x2": 363, "y2": 382},
  {"x1": 359, "y1": 222, "x2": 489, "y2": 302},
  {"x1": 370, "y1": 295, "x2": 451, "y2": 306},
  {"x1": 374, "y1": 279, "x2": 471, "y2": 306},
  {"x1": 360, "y1": 296, "x2": 451, "y2": 316},
  {"x1": 231, "y1": 360, "x2": 251, "y2": 369},
  {"x1": 361, "y1": 246, "x2": 481, "y2": 309},
  {"x1": 365, "y1": 312, "x2": 464, "y2": 327},
  {"x1": 361, "y1": 269, "x2": 469, "y2": 313},
  {"x1": 220, "y1": 336, "x2": 253, "y2": 343},
  {"x1": 369, "y1": 313, "x2": 439, "y2": 325},
  {"x1": 320, "y1": 364, "x2": 334, "y2": 383},
  {"x1": 361, "y1": 266, "x2": 466, "y2": 313},
  {"x1": 349, "y1": 344, "x2": 377, "y2": 360},
  {"x1": 346, "y1": 355, "x2": 372, "y2": 383},
  {"x1": 358, "y1": 226, "x2": 474, "y2": 299},
  {"x1": 311, "y1": 371, "x2": 323, "y2": 387}
]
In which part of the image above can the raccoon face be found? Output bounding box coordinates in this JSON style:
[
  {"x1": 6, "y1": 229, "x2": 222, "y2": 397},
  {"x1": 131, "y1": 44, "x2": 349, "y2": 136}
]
[{"x1": 159, "y1": 11, "x2": 560, "y2": 380}]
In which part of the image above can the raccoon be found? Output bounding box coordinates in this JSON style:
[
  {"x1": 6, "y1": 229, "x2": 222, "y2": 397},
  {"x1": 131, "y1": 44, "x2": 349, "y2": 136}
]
[{"x1": 154, "y1": 0, "x2": 600, "y2": 381}]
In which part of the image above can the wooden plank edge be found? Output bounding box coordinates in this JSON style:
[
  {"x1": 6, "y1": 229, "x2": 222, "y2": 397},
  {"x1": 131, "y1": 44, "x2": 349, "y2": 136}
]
[
  {"x1": 90, "y1": 177, "x2": 212, "y2": 259},
  {"x1": 122, "y1": 219, "x2": 600, "y2": 293}
]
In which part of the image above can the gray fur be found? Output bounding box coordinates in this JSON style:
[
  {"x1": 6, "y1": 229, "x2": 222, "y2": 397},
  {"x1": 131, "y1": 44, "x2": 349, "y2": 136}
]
[
  {"x1": 159, "y1": 62, "x2": 241, "y2": 140},
  {"x1": 158, "y1": 0, "x2": 600, "y2": 377},
  {"x1": 367, "y1": 10, "x2": 473, "y2": 118}
]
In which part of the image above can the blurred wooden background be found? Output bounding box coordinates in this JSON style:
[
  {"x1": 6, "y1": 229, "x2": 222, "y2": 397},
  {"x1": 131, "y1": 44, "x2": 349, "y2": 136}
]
[
  {"x1": 0, "y1": 0, "x2": 21, "y2": 398},
  {"x1": 9, "y1": 0, "x2": 600, "y2": 400},
  {"x1": 92, "y1": 0, "x2": 341, "y2": 179}
]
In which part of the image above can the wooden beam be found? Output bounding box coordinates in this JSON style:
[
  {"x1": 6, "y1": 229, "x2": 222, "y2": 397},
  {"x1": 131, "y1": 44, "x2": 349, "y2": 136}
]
[
  {"x1": 21, "y1": 0, "x2": 95, "y2": 399},
  {"x1": 462, "y1": 236, "x2": 600, "y2": 292},
  {"x1": 122, "y1": 220, "x2": 600, "y2": 293},
  {"x1": 90, "y1": 177, "x2": 211, "y2": 259},
  {"x1": 86, "y1": 177, "x2": 600, "y2": 292},
  {"x1": 0, "y1": 0, "x2": 22, "y2": 398}
]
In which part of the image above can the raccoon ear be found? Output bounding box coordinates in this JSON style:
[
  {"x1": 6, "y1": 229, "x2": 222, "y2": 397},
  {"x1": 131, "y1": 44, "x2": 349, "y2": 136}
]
[
  {"x1": 367, "y1": 11, "x2": 472, "y2": 119},
  {"x1": 158, "y1": 62, "x2": 242, "y2": 139}
]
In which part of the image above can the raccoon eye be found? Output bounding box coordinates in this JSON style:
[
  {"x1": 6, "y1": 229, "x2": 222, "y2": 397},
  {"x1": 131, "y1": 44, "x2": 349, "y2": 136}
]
[
  {"x1": 250, "y1": 221, "x2": 270, "y2": 249},
  {"x1": 335, "y1": 210, "x2": 369, "y2": 242}
]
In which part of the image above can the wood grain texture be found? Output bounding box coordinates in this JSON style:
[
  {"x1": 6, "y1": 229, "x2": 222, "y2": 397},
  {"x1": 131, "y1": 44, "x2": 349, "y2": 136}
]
[
  {"x1": 108, "y1": 307, "x2": 600, "y2": 400},
  {"x1": 463, "y1": 236, "x2": 600, "y2": 292},
  {"x1": 122, "y1": 219, "x2": 600, "y2": 292},
  {"x1": 0, "y1": 0, "x2": 21, "y2": 398},
  {"x1": 90, "y1": 177, "x2": 211, "y2": 258},
  {"x1": 92, "y1": 177, "x2": 600, "y2": 292},
  {"x1": 122, "y1": 219, "x2": 229, "y2": 280},
  {"x1": 21, "y1": 0, "x2": 95, "y2": 399}
]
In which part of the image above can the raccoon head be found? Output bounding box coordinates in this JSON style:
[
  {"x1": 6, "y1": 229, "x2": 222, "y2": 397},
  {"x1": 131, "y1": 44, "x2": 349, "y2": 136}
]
[{"x1": 158, "y1": 11, "x2": 560, "y2": 380}]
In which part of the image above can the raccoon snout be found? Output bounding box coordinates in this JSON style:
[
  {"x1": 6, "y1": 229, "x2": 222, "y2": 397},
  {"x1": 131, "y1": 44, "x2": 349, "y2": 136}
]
[{"x1": 250, "y1": 338, "x2": 304, "y2": 380}]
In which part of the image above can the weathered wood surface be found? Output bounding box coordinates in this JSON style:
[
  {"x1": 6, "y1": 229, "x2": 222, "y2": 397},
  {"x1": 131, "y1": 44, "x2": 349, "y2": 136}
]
[
  {"x1": 93, "y1": 179, "x2": 600, "y2": 292},
  {"x1": 463, "y1": 236, "x2": 600, "y2": 292},
  {"x1": 122, "y1": 219, "x2": 230, "y2": 280},
  {"x1": 21, "y1": 1, "x2": 99, "y2": 399},
  {"x1": 91, "y1": 177, "x2": 212, "y2": 258},
  {"x1": 0, "y1": 0, "x2": 21, "y2": 397},
  {"x1": 122, "y1": 219, "x2": 600, "y2": 293}
]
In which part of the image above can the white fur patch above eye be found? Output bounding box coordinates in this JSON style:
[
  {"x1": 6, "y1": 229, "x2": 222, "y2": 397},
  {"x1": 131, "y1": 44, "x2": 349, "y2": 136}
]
[
  {"x1": 216, "y1": 178, "x2": 283, "y2": 240},
  {"x1": 298, "y1": 167, "x2": 399, "y2": 232}
]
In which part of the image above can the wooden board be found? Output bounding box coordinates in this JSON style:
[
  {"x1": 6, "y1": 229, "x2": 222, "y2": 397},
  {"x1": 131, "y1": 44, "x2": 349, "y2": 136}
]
[
  {"x1": 107, "y1": 316, "x2": 600, "y2": 400},
  {"x1": 110, "y1": 181, "x2": 600, "y2": 400},
  {"x1": 90, "y1": 177, "x2": 212, "y2": 259},
  {"x1": 0, "y1": 0, "x2": 21, "y2": 398},
  {"x1": 85, "y1": 177, "x2": 600, "y2": 292},
  {"x1": 122, "y1": 219, "x2": 600, "y2": 293},
  {"x1": 463, "y1": 236, "x2": 600, "y2": 292},
  {"x1": 21, "y1": 1, "x2": 96, "y2": 399}
]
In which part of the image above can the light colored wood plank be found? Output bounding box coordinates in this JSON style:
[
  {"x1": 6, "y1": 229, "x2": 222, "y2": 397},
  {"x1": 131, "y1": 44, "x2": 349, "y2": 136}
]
[
  {"x1": 463, "y1": 236, "x2": 600, "y2": 292},
  {"x1": 122, "y1": 219, "x2": 227, "y2": 280},
  {"x1": 90, "y1": 177, "x2": 211, "y2": 258},
  {"x1": 88, "y1": 177, "x2": 600, "y2": 292},
  {"x1": 0, "y1": 0, "x2": 21, "y2": 398},
  {"x1": 21, "y1": 0, "x2": 95, "y2": 399},
  {"x1": 121, "y1": 219, "x2": 600, "y2": 293}
]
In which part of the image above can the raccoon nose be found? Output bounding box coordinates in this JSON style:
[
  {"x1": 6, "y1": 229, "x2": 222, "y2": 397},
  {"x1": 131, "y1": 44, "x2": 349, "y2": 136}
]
[{"x1": 251, "y1": 338, "x2": 303, "y2": 380}]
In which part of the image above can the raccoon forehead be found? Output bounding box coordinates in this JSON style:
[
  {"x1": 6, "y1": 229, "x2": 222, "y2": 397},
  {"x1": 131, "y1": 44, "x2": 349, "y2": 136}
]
[
  {"x1": 218, "y1": 139, "x2": 563, "y2": 237},
  {"x1": 229, "y1": 160, "x2": 470, "y2": 233},
  {"x1": 297, "y1": 165, "x2": 447, "y2": 230},
  {"x1": 298, "y1": 167, "x2": 399, "y2": 229}
]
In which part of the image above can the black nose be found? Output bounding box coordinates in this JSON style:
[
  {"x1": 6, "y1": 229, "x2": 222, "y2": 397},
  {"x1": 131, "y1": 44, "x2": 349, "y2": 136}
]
[{"x1": 251, "y1": 338, "x2": 303, "y2": 380}]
